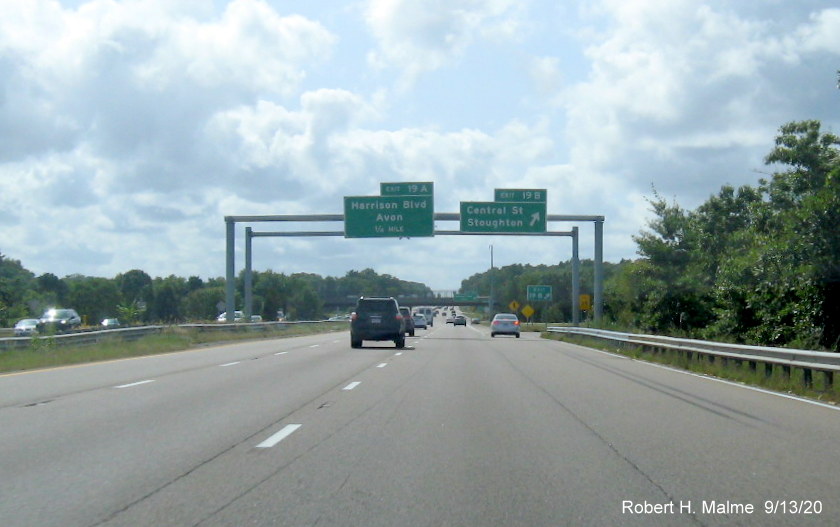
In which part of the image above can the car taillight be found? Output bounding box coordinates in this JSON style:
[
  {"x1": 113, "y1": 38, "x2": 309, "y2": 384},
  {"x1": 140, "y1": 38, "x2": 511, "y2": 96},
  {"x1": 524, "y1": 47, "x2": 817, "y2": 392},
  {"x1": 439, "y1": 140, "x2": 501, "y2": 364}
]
[
  {"x1": 514, "y1": 320, "x2": 520, "y2": 326},
  {"x1": 351, "y1": 312, "x2": 358, "y2": 321},
  {"x1": 396, "y1": 314, "x2": 403, "y2": 320}
]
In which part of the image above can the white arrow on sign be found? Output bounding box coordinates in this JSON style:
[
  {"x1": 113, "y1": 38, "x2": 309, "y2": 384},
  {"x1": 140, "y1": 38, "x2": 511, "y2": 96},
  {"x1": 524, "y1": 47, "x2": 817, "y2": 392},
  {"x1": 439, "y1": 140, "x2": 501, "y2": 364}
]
[{"x1": 529, "y1": 212, "x2": 540, "y2": 226}]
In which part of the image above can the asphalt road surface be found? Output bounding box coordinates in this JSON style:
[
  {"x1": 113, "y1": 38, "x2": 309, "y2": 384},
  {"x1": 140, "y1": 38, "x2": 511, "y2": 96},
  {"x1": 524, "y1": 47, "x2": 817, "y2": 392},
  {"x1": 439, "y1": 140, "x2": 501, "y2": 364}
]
[{"x1": 2, "y1": 317, "x2": 839, "y2": 526}]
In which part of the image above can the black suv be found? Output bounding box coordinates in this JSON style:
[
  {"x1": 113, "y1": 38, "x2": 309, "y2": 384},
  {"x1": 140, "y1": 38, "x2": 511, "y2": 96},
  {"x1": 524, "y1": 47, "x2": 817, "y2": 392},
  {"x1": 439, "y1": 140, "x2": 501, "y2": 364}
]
[
  {"x1": 37, "y1": 308, "x2": 82, "y2": 333},
  {"x1": 350, "y1": 297, "x2": 406, "y2": 348}
]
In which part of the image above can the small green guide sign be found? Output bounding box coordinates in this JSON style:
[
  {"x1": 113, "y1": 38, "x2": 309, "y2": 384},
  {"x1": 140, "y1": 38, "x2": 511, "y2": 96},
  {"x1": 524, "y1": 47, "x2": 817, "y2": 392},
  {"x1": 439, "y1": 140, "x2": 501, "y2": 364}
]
[
  {"x1": 344, "y1": 182, "x2": 434, "y2": 238},
  {"x1": 527, "y1": 285, "x2": 552, "y2": 301},
  {"x1": 494, "y1": 188, "x2": 547, "y2": 203},
  {"x1": 381, "y1": 182, "x2": 434, "y2": 196}
]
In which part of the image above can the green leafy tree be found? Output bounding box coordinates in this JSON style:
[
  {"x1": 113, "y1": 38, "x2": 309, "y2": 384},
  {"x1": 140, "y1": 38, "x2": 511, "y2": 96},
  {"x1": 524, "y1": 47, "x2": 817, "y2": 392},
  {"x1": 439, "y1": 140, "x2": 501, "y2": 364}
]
[
  {"x1": 151, "y1": 275, "x2": 186, "y2": 322},
  {"x1": 66, "y1": 276, "x2": 121, "y2": 324},
  {"x1": 181, "y1": 287, "x2": 225, "y2": 321}
]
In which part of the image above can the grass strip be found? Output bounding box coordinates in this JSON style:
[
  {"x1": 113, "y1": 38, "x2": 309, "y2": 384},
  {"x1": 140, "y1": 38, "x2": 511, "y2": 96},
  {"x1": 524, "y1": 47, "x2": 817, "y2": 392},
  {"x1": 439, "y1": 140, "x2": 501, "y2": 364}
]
[
  {"x1": 543, "y1": 332, "x2": 840, "y2": 405},
  {"x1": 0, "y1": 322, "x2": 349, "y2": 374}
]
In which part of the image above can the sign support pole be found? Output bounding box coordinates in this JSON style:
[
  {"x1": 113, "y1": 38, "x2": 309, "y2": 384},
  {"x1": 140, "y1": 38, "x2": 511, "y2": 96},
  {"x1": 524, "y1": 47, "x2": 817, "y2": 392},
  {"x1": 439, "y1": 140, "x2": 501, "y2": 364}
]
[
  {"x1": 225, "y1": 218, "x2": 235, "y2": 323},
  {"x1": 245, "y1": 227, "x2": 253, "y2": 319},
  {"x1": 594, "y1": 219, "x2": 604, "y2": 323},
  {"x1": 572, "y1": 227, "x2": 580, "y2": 326}
]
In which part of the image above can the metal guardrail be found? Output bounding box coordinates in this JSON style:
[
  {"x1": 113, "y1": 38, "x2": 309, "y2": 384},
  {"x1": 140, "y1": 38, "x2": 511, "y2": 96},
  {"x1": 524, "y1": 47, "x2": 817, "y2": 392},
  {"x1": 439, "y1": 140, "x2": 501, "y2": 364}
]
[
  {"x1": 546, "y1": 327, "x2": 840, "y2": 388},
  {"x1": 0, "y1": 320, "x2": 345, "y2": 352},
  {"x1": 0, "y1": 326, "x2": 166, "y2": 351}
]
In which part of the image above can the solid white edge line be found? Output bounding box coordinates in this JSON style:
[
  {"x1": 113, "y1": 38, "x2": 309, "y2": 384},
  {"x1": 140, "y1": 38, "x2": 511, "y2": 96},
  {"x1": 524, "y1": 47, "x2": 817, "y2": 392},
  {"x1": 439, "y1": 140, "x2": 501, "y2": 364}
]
[
  {"x1": 343, "y1": 381, "x2": 362, "y2": 391},
  {"x1": 642, "y1": 360, "x2": 840, "y2": 412},
  {"x1": 114, "y1": 380, "x2": 155, "y2": 389},
  {"x1": 257, "y1": 424, "x2": 302, "y2": 448},
  {"x1": 570, "y1": 342, "x2": 840, "y2": 412}
]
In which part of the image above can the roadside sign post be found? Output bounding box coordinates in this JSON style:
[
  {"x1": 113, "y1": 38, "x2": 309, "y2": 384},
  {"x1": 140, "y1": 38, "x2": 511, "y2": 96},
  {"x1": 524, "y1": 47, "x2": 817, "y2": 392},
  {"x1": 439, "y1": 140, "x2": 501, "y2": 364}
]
[{"x1": 521, "y1": 304, "x2": 535, "y2": 323}]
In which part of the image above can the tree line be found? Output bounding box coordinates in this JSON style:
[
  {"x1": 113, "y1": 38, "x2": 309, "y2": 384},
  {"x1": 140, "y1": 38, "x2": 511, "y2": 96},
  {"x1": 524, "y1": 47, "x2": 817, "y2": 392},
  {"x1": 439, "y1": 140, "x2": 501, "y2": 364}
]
[
  {"x1": 3, "y1": 119, "x2": 837, "y2": 350},
  {"x1": 459, "y1": 120, "x2": 840, "y2": 351},
  {"x1": 0, "y1": 262, "x2": 432, "y2": 327}
]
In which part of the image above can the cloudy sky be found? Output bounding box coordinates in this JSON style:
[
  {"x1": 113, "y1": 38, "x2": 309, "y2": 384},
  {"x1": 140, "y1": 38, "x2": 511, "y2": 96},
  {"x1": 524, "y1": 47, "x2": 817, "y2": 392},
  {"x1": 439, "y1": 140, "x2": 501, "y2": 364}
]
[{"x1": 1, "y1": 0, "x2": 839, "y2": 291}]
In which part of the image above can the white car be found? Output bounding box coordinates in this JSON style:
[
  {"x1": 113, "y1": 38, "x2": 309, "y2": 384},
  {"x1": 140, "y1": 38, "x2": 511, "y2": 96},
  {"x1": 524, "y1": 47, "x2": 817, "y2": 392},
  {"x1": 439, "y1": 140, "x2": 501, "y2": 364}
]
[
  {"x1": 14, "y1": 319, "x2": 39, "y2": 336},
  {"x1": 412, "y1": 313, "x2": 428, "y2": 329},
  {"x1": 490, "y1": 313, "x2": 521, "y2": 338},
  {"x1": 217, "y1": 311, "x2": 244, "y2": 322}
]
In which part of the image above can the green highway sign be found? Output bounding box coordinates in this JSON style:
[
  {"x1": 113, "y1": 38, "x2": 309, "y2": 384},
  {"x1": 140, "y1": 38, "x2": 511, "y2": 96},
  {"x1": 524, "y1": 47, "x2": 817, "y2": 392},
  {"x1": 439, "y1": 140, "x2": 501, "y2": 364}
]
[
  {"x1": 344, "y1": 195, "x2": 434, "y2": 238},
  {"x1": 527, "y1": 285, "x2": 553, "y2": 301},
  {"x1": 381, "y1": 181, "x2": 434, "y2": 196},
  {"x1": 460, "y1": 201, "x2": 547, "y2": 233},
  {"x1": 454, "y1": 292, "x2": 478, "y2": 302},
  {"x1": 494, "y1": 188, "x2": 547, "y2": 203}
]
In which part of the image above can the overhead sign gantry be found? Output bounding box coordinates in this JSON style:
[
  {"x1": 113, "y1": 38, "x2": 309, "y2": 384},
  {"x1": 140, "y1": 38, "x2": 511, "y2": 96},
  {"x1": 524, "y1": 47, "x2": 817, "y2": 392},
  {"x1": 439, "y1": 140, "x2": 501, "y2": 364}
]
[{"x1": 224, "y1": 183, "x2": 604, "y2": 325}]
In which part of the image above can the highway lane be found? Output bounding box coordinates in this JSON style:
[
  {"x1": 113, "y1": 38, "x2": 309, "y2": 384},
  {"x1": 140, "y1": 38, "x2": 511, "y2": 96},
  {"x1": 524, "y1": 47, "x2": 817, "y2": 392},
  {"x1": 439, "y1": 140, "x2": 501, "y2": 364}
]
[{"x1": 2, "y1": 318, "x2": 840, "y2": 526}]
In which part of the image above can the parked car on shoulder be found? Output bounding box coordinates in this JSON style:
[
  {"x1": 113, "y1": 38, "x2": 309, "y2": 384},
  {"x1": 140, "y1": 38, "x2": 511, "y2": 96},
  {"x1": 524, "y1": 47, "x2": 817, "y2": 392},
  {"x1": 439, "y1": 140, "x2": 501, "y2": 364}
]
[
  {"x1": 14, "y1": 318, "x2": 39, "y2": 337},
  {"x1": 37, "y1": 308, "x2": 81, "y2": 333}
]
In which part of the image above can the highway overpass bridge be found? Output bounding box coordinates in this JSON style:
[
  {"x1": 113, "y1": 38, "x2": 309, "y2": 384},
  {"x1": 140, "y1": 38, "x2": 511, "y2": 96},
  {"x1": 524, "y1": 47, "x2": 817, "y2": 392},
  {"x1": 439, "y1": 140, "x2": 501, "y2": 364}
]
[{"x1": 323, "y1": 293, "x2": 489, "y2": 309}]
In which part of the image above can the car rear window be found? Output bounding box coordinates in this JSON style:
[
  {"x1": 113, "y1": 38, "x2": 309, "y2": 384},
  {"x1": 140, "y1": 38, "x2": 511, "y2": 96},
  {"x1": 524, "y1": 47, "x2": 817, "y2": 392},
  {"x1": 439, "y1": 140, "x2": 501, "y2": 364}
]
[{"x1": 357, "y1": 299, "x2": 397, "y2": 314}]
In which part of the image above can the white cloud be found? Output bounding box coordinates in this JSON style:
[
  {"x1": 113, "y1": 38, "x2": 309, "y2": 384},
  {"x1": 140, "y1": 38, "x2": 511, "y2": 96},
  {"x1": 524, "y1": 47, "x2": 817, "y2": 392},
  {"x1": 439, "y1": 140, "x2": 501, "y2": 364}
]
[
  {"x1": 562, "y1": 0, "x2": 840, "y2": 207},
  {"x1": 363, "y1": 0, "x2": 523, "y2": 88},
  {"x1": 1, "y1": 0, "x2": 839, "y2": 290}
]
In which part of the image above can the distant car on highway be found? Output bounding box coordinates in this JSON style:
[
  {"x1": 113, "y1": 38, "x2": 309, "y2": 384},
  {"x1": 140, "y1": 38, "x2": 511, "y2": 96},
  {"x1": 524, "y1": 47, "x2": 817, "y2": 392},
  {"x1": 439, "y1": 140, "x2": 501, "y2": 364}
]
[
  {"x1": 412, "y1": 313, "x2": 428, "y2": 329},
  {"x1": 453, "y1": 315, "x2": 467, "y2": 326},
  {"x1": 38, "y1": 308, "x2": 81, "y2": 333},
  {"x1": 418, "y1": 307, "x2": 434, "y2": 327},
  {"x1": 14, "y1": 318, "x2": 39, "y2": 336},
  {"x1": 217, "y1": 311, "x2": 244, "y2": 322},
  {"x1": 101, "y1": 318, "x2": 121, "y2": 328},
  {"x1": 490, "y1": 313, "x2": 520, "y2": 338},
  {"x1": 400, "y1": 307, "x2": 415, "y2": 336}
]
